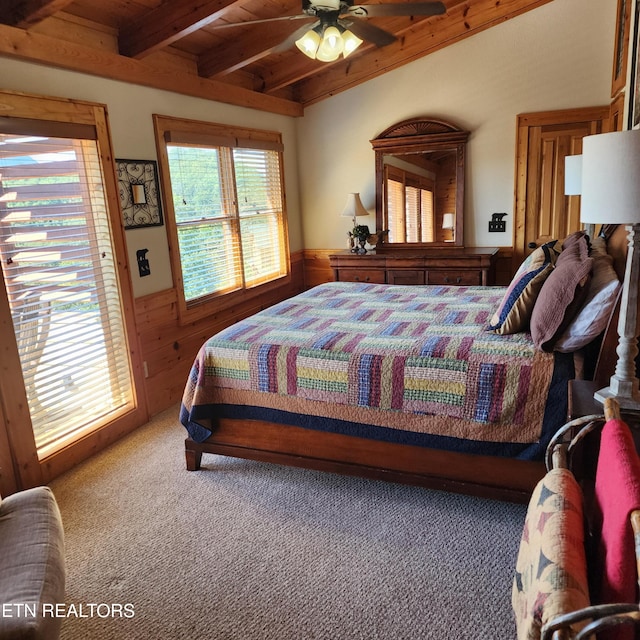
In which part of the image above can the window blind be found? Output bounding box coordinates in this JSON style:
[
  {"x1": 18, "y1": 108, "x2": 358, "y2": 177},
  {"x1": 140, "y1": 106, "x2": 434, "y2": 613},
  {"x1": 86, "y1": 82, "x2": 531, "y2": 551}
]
[
  {"x1": 166, "y1": 141, "x2": 287, "y2": 302},
  {"x1": 0, "y1": 132, "x2": 134, "y2": 455},
  {"x1": 385, "y1": 165, "x2": 436, "y2": 243},
  {"x1": 386, "y1": 175, "x2": 405, "y2": 243},
  {"x1": 420, "y1": 188, "x2": 435, "y2": 242}
]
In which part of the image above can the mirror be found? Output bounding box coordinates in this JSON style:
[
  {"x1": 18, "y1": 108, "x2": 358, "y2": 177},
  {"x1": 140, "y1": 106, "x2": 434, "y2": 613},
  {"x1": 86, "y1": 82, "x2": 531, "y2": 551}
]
[{"x1": 371, "y1": 117, "x2": 469, "y2": 248}]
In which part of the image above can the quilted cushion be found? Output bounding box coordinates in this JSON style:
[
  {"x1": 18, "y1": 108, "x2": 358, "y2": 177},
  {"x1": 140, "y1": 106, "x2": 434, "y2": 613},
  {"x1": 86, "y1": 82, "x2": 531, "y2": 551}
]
[
  {"x1": 512, "y1": 468, "x2": 590, "y2": 640},
  {"x1": 0, "y1": 487, "x2": 66, "y2": 639},
  {"x1": 554, "y1": 236, "x2": 621, "y2": 353},
  {"x1": 488, "y1": 241, "x2": 557, "y2": 335},
  {"x1": 530, "y1": 235, "x2": 593, "y2": 352}
]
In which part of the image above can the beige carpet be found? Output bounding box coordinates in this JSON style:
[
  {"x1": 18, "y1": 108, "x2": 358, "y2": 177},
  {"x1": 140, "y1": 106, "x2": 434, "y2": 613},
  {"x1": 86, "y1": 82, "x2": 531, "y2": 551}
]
[{"x1": 50, "y1": 404, "x2": 526, "y2": 639}]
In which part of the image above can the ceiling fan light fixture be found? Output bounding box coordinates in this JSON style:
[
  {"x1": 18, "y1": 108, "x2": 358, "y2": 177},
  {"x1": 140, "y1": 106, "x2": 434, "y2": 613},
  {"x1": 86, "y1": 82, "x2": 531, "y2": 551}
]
[
  {"x1": 341, "y1": 29, "x2": 363, "y2": 57},
  {"x1": 316, "y1": 25, "x2": 344, "y2": 61},
  {"x1": 295, "y1": 27, "x2": 322, "y2": 59}
]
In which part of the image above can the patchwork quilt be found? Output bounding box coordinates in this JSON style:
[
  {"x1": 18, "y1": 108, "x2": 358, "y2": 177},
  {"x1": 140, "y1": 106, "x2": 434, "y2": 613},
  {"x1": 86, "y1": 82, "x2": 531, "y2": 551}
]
[{"x1": 181, "y1": 282, "x2": 572, "y2": 459}]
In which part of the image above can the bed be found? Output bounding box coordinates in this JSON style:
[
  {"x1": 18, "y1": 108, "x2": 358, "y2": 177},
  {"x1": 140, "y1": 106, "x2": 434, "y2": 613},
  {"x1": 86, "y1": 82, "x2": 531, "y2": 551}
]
[{"x1": 180, "y1": 226, "x2": 628, "y2": 502}]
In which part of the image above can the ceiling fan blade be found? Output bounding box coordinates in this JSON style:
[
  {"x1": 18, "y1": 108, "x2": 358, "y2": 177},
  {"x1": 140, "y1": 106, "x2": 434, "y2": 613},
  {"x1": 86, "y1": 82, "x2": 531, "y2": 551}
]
[
  {"x1": 209, "y1": 14, "x2": 313, "y2": 29},
  {"x1": 344, "y1": 18, "x2": 396, "y2": 47},
  {"x1": 348, "y1": 2, "x2": 446, "y2": 17}
]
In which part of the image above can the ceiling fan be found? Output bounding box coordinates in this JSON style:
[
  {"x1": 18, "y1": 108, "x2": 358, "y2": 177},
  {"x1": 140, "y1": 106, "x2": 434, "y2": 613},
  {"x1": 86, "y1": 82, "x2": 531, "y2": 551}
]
[{"x1": 213, "y1": 0, "x2": 446, "y2": 61}]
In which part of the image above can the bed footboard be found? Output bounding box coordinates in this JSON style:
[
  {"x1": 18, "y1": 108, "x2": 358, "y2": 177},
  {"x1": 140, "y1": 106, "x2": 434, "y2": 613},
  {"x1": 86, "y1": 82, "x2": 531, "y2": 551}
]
[{"x1": 184, "y1": 417, "x2": 545, "y2": 503}]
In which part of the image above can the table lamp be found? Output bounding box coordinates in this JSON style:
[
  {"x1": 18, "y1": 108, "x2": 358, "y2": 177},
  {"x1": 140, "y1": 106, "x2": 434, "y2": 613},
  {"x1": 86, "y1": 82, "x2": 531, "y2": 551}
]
[
  {"x1": 341, "y1": 193, "x2": 369, "y2": 227},
  {"x1": 442, "y1": 212, "x2": 455, "y2": 242},
  {"x1": 580, "y1": 130, "x2": 640, "y2": 410}
]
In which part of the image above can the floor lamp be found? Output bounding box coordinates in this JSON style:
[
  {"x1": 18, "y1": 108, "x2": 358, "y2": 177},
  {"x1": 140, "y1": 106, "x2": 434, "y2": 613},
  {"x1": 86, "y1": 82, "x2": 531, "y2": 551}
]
[{"x1": 580, "y1": 129, "x2": 640, "y2": 410}]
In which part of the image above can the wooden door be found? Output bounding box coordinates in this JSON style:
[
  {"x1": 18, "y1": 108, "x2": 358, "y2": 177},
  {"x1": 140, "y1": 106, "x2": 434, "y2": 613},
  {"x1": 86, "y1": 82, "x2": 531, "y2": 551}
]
[{"x1": 513, "y1": 107, "x2": 610, "y2": 269}]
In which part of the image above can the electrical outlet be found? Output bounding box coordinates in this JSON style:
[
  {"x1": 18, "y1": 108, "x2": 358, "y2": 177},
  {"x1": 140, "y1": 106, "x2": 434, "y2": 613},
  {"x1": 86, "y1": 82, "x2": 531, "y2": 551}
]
[{"x1": 489, "y1": 213, "x2": 507, "y2": 232}]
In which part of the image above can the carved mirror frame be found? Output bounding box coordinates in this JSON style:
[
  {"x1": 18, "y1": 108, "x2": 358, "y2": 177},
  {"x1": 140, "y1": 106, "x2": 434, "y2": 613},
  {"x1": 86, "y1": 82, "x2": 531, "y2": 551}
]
[{"x1": 371, "y1": 117, "x2": 469, "y2": 248}]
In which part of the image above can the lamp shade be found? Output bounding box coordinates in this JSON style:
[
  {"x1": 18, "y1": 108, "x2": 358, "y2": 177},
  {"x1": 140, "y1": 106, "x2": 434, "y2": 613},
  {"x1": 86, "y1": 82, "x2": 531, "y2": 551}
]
[
  {"x1": 295, "y1": 29, "x2": 321, "y2": 59},
  {"x1": 564, "y1": 154, "x2": 582, "y2": 196},
  {"x1": 341, "y1": 193, "x2": 369, "y2": 219},
  {"x1": 316, "y1": 26, "x2": 344, "y2": 62},
  {"x1": 581, "y1": 130, "x2": 640, "y2": 224},
  {"x1": 342, "y1": 29, "x2": 363, "y2": 57},
  {"x1": 442, "y1": 213, "x2": 455, "y2": 230}
]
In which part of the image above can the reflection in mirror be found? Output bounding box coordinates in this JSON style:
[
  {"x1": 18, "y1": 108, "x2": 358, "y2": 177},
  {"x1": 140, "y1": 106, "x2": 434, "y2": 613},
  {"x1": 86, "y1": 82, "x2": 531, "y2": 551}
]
[{"x1": 372, "y1": 118, "x2": 469, "y2": 248}]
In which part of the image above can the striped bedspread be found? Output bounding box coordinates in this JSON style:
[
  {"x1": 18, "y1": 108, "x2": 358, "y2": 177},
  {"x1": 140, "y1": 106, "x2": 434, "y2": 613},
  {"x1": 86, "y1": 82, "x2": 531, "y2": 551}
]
[{"x1": 181, "y1": 282, "x2": 570, "y2": 459}]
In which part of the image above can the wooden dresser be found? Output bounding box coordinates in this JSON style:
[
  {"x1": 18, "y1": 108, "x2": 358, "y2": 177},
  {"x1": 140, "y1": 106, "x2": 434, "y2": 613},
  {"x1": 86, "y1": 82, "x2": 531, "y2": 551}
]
[{"x1": 329, "y1": 247, "x2": 499, "y2": 286}]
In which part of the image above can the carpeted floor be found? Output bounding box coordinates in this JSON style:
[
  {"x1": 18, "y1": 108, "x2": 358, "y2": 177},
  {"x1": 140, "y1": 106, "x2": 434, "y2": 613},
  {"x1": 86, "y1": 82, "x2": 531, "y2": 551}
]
[{"x1": 50, "y1": 404, "x2": 526, "y2": 639}]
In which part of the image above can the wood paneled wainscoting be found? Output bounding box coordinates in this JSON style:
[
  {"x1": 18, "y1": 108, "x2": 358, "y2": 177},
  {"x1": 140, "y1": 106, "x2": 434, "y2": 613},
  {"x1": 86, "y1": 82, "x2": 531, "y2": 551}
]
[{"x1": 136, "y1": 252, "x2": 305, "y2": 417}]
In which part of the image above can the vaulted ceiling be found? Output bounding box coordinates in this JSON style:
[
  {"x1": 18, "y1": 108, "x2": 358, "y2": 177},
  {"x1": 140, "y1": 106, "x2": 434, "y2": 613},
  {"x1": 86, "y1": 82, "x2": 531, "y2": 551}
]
[{"x1": 0, "y1": 0, "x2": 553, "y2": 117}]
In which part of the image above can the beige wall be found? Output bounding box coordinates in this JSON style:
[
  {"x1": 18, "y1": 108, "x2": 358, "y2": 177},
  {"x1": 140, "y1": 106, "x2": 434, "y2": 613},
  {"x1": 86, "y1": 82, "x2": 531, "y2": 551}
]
[
  {"x1": 0, "y1": 0, "x2": 617, "y2": 295},
  {"x1": 295, "y1": 0, "x2": 618, "y2": 250},
  {"x1": 0, "y1": 59, "x2": 303, "y2": 298}
]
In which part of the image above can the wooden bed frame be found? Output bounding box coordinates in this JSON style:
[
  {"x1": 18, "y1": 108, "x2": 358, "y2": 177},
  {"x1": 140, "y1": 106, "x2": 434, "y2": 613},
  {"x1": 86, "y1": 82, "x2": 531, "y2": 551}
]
[{"x1": 184, "y1": 225, "x2": 631, "y2": 503}]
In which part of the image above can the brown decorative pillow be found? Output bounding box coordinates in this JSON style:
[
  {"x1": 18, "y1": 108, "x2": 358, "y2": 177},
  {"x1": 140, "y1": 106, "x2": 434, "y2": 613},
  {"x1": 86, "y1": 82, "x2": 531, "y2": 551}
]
[
  {"x1": 561, "y1": 230, "x2": 589, "y2": 250},
  {"x1": 530, "y1": 237, "x2": 593, "y2": 352}
]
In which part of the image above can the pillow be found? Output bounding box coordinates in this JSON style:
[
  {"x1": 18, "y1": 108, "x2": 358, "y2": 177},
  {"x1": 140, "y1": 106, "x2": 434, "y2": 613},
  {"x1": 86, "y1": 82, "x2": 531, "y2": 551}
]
[
  {"x1": 554, "y1": 236, "x2": 621, "y2": 353},
  {"x1": 488, "y1": 241, "x2": 558, "y2": 335},
  {"x1": 530, "y1": 237, "x2": 593, "y2": 352},
  {"x1": 561, "y1": 230, "x2": 589, "y2": 250}
]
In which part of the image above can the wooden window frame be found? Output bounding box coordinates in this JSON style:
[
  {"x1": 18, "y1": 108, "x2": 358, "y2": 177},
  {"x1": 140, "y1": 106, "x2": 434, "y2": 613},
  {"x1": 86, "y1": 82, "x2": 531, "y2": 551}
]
[
  {"x1": 0, "y1": 90, "x2": 147, "y2": 493},
  {"x1": 153, "y1": 115, "x2": 291, "y2": 325}
]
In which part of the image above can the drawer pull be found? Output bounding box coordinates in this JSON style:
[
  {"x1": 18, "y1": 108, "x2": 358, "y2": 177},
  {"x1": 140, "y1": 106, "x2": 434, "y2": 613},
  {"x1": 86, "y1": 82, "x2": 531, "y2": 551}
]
[
  {"x1": 456, "y1": 277, "x2": 462, "y2": 284},
  {"x1": 444, "y1": 277, "x2": 450, "y2": 283}
]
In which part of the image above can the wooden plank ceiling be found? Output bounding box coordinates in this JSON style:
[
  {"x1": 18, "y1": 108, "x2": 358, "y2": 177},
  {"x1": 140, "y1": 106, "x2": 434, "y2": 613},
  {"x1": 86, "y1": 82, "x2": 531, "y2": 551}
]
[{"x1": 0, "y1": 0, "x2": 553, "y2": 116}]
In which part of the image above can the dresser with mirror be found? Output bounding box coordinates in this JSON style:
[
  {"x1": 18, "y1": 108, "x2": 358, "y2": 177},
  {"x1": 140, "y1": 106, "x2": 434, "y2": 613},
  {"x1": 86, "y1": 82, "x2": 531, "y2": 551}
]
[{"x1": 329, "y1": 116, "x2": 499, "y2": 286}]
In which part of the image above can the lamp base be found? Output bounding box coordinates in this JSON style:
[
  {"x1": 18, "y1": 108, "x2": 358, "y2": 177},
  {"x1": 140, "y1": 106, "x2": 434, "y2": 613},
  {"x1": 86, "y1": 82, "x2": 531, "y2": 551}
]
[{"x1": 593, "y1": 386, "x2": 640, "y2": 412}]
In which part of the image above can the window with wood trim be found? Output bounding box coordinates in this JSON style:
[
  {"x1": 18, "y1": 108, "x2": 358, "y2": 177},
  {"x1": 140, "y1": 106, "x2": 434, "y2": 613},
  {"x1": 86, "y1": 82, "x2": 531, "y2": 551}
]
[
  {"x1": 154, "y1": 116, "x2": 290, "y2": 321},
  {"x1": 385, "y1": 165, "x2": 435, "y2": 243},
  {"x1": 0, "y1": 108, "x2": 143, "y2": 468}
]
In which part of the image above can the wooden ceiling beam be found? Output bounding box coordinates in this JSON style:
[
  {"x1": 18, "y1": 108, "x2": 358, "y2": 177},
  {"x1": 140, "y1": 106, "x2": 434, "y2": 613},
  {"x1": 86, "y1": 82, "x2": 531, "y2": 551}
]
[
  {"x1": 0, "y1": 22, "x2": 303, "y2": 117},
  {"x1": 261, "y1": 12, "x2": 440, "y2": 94},
  {"x1": 0, "y1": 0, "x2": 74, "y2": 28},
  {"x1": 268, "y1": 0, "x2": 553, "y2": 104},
  {"x1": 119, "y1": 0, "x2": 242, "y2": 59},
  {"x1": 198, "y1": 22, "x2": 303, "y2": 77}
]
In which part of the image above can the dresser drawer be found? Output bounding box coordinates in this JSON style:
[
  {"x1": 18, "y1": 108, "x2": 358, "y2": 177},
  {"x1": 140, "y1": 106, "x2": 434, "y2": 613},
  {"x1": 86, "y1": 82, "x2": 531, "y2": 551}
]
[
  {"x1": 337, "y1": 269, "x2": 386, "y2": 284},
  {"x1": 387, "y1": 269, "x2": 425, "y2": 285},
  {"x1": 426, "y1": 270, "x2": 481, "y2": 286}
]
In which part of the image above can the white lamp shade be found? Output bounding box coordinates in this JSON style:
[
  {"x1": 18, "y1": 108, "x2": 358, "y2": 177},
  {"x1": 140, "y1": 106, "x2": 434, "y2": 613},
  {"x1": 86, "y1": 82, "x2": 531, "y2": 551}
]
[
  {"x1": 581, "y1": 130, "x2": 640, "y2": 224},
  {"x1": 442, "y1": 213, "x2": 455, "y2": 230},
  {"x1": 341, "y1": 193, "x2": 369, "y2": 218},
  {"x1": 564, "y1": 154, "x2": 582, "y2": 196}
]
